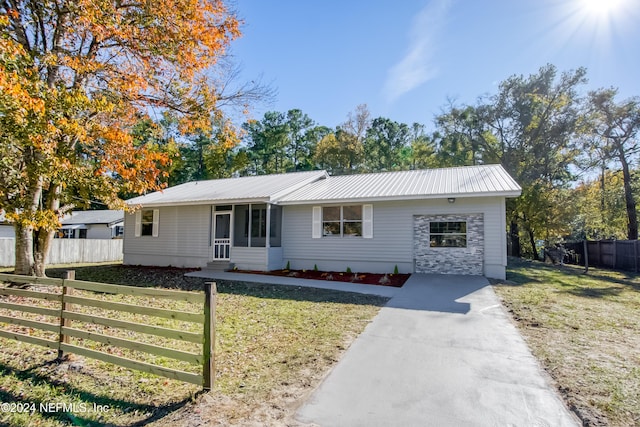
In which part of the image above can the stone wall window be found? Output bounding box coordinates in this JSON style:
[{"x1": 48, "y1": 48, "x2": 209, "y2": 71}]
[{"x1": 430, "y1": 221, "x2": 467, "y2": 247}]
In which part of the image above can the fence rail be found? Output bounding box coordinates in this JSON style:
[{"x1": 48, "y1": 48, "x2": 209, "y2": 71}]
[
  {"x1": 564, "y1": 240, "x2": 640, "y2": 273},
  {"x1": 0, "y1": 238, "x2": 123, "y2": 267},
  {"x1": 0, "y1": 272, "x2": 216, "y2": 389}
]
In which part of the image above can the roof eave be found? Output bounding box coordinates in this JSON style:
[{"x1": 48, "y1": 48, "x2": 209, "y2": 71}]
[
  {"x1": 125, "y1": 197, "x2": 272, "y2": 208},
  {"x1": 277, "y1": 190, "x2": 522, "y2": 205}
]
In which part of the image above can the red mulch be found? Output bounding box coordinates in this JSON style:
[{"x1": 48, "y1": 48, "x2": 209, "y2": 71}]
[{"x1": 231, "y1": 269, "x2": 409, "y2": 288}]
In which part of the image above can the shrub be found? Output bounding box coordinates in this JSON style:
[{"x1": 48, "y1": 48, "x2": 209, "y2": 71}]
[
  {"x1": 394, "y1": 265, "x2": 399, "y2": 275},
  {"x1": 346, "y1": 267, "x2": 352, "y2": 274}
]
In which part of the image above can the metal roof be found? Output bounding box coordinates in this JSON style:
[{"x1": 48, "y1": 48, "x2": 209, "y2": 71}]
[
  {"x1": 61, "y1": 210, "x2": 124, "y2": 225},
  {"x1": 126, "y1": 170, "x2": 329, "y2": 207},
  {"x1": 277, "y1": 165, "x2": 521, "y2": 204},
  {"x1": 125, "y1": 165, "x2": 520, "y2": 207}
]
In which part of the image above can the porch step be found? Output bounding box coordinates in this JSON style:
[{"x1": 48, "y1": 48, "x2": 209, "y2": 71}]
[{"x1": 205, "y1": 260, "x2": 232, "y2": 272}]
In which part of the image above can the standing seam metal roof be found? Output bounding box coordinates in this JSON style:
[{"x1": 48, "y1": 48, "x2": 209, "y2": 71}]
[
  {"x1": 125, "y1": 165, "x2": 520, "y2": 207},
  {"x1": 126, "y1": 170, "x2": 328, "y2": 206},
  {"x1": 277, "y1": 165, "x2": 521, "y2": 204}
]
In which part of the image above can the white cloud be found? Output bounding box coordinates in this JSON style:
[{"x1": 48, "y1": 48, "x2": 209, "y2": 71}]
[{"x1": 383, "y1": 0, "x2": 452, "y2": 103}]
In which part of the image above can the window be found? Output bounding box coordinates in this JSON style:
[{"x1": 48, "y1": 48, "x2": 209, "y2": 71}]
[
  {"x1": 269, "y1": 205, "x2": 282, "y2": 247},
  {"x1": 141, "y1": 210, "x2": 154, "y2": 236},
  {"x1": 322, "y1": 205, "x2": 362, "y2": 237},
  {"x1": 233, "y1": 204, "x2": 280, "y2": 248},
  {"x1": 58, "y1": 229, "x2": 75, "y2": 239},
  {"x1": 114, "y1": 225, "x2": 124, "y2": 238},
  {"x1": 251, "y1": 205, "x2": 266, "y2": 239},
  {"x1": 78, "y1": 229, "x2": 87, "y2": 239},
  {"x1": 313, "y1": 205, "x2": 372, "y2": 239},
  {"x1": 430, "y1": 221, "x2": 467, "y2": 247},
  {"x1": 135, "y1": 209, "x2": 158, "y2": 237}
]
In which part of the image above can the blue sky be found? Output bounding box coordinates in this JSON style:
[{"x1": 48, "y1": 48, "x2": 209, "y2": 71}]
[{"x1": 229, "y1": 0, "x2": 640, "y2": 130}]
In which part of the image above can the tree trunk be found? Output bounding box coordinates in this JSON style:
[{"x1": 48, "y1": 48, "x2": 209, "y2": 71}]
[
  {"x1": 13, "y1": 178, "x2": 45, "y2": 275},
  {"x1": 528, "y1": 229, "x2": 539, "y2": 261},
  {"x1": 619, "y1": 155, "x2": 638, "y2": 240},
  {"x1": 509, "y1": 220, "x2": 521, "y2": 258},
  {"x1": 14, "y1": 223, "x2": 35, "y2": 276},
  {"x1": 32, "y1": 184, "x2": 63, "y2": 277},
  {"x1": 34, "y1": 229, "x2": 56, "y2": 277}
]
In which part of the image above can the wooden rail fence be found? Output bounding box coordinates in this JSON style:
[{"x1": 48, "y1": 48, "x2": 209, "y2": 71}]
[{"x1": 0, "y1": 272, "x2": 216, "y2": 390}]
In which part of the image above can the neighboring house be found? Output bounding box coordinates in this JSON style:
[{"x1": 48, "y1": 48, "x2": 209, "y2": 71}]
[
  {"x1": 124, "y1": 165, "x2": 521, "y2": 279},
  {"x1": 0, "y1": 225, "x2": 14, "y2": 238},
  {"x1": 0, "y1": 211, "x2": 15, "y2": 238},
  {"x1": 57, "y1": 210, "x2": 124, "y2": 239}
]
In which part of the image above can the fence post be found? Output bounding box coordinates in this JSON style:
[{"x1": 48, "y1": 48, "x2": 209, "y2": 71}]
[
  {"x1": 635, "y1": 240, "x2": 639, "y2": 273},
  {"x1": 583, "y1": 240, "x2": 589, "y2": 274},
  {"x1": 57, "y1": 270, "x2": 75, "y2": 360},
  {"x1": 203, "y1": 282, "x2": 217, "y2": 390}
]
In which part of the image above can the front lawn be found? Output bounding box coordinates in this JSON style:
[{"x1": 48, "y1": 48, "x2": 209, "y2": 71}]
[
  {"x1": 493, "y1": 259, "x2": 640, "y2": 426},
  {"x1": 0, "y1": 264, "x2": 388, "y2": 426}
]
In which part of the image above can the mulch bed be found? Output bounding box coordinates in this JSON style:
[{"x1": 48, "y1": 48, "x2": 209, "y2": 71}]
[{"x1": 231, "y1": 269, "x2": 410, "y2": 288}]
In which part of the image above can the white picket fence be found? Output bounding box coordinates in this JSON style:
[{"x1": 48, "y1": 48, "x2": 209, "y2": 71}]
[{"x1": 0, "y1": 238, "x2": 123, "y2": 267}]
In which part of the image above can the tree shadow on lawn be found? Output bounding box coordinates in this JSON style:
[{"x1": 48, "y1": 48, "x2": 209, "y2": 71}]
[
  {"x1": 563, "y1": 285, "x2": 625, "y2": 298},
  {"x1": 580, "y1": 270, "x2": 640, "y2": 292},
  {"x1": 503, "y1": 259, "x2": 640, "y2": 298},
  {"x1": 0, "y1": 359, "x2": 198, "y2": 427},
  {"x1": 45, "y1": 264, "x2": 204, "y2": 291},
  {"x1": 44, "y1": 265, "x2": 390, "y2": 307},
  {"x1": 214, "y1": 279, "x2": 390, "y2": 307}
]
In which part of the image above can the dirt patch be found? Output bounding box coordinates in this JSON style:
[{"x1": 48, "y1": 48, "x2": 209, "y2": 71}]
[{"x1": 231, "y1": 269, "x2": 410, "y2": 287}]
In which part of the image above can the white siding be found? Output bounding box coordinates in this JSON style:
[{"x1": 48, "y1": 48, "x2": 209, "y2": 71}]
[
  {"x1": 86, "y1": 225, "x2": 113, "y2": 239},
  {"x1": 123, "y1": 205, "x2": 212, "y2": 268},
  {"x1": 268, "y1": 247, "x2": 284, "y2": 270},
  {"x1": 230, "y1": 247, "x2": 268, "y2": 270},
  {"x1": 281, "y1": 197, "x2": 508, "y2": 278}
]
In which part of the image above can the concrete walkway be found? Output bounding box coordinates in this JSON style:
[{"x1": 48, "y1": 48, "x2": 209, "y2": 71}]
[{"x1": 296, "y1": 274, "x2": 579, "y2": 427}]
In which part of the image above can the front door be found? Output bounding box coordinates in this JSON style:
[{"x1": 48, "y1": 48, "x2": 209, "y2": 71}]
[{"x1": 213, "y1": 212, "x2": 231, "y2": 260}]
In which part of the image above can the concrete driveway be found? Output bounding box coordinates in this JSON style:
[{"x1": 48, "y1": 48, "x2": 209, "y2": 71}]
[{"x1": 296, "y1": 274, "x2": 579, "y2": 427}]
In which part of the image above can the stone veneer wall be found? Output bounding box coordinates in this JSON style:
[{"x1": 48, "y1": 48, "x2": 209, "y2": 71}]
[{"x1": 413, "y1": 213, "x2": 484, "y2": 275}]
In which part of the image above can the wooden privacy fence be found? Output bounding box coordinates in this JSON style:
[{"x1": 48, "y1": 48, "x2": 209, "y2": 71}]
[
  {"x1": 0, "y1": 272, "x2": 216, "y2": 390},
  {"x1": 564, "y1": 240, "x2": 640, "y2": 273},
  {"x1": 0, "y1": 238, "x2": 123, "y2": 267}
]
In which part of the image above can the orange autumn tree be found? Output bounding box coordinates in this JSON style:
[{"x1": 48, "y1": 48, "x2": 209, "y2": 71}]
[{"x1": 0, "y1": 1, "x2": 240, "y2": 276}]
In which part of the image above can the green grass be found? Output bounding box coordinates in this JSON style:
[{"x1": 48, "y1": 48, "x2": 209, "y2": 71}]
[
  {"x1": 0, "y1": 264, "x2": 388, "y2": 426},
  {"x1": 494, "y1": 259, "x2": 640, "y2": 426}
]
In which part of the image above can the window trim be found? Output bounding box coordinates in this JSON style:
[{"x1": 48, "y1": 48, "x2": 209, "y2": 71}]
[
  {"x1": 135, "y1": 209, "x2": 159, "y2": 238},
  {"x1": 312, "y1": 204, "x2": 373, "y2": 239}
]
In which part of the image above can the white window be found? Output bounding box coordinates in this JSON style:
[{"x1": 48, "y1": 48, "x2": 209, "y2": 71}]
[
  {"x1": 312, "y1": 204, "x2": 373, "y2": 239},
  {"x1": 135, "y1": 209, "x2": 159, "y2": 237}
]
